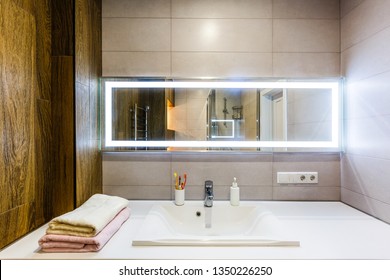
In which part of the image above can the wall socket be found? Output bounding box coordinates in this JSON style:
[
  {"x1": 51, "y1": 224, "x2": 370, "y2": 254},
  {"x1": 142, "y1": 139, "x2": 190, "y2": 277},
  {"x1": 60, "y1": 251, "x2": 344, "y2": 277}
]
[{"x1": 277, "y1": 172, "x2": 319, "y2": 184}]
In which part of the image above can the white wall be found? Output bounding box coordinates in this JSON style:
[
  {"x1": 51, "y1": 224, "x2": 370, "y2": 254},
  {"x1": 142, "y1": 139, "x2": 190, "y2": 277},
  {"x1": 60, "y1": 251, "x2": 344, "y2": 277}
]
[{"x1": 341, "y1": 0, "x2": 390, "y2": 223}]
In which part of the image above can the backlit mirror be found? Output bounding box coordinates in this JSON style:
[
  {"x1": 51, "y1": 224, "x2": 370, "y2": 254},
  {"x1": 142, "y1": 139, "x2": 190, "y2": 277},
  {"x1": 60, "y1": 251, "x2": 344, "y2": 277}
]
[{"x1": 103, "y1": 80, "x2": 341, "y2": 150}]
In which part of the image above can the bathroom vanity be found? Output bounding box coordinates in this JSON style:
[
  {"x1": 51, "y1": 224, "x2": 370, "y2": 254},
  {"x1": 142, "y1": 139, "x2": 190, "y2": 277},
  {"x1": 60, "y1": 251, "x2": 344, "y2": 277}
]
[{"x1": 1, "y1": 200, "x2": 390, "y2": 259}]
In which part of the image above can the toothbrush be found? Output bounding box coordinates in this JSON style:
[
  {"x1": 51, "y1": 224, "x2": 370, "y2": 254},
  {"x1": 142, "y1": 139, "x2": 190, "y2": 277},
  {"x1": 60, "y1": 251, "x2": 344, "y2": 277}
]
[
  {"x1": 182, "y1": 173, "x2": 187, "y2": 189},
  {"x1": 174, "y1": 172, "x2": 178, "y2": 189}
]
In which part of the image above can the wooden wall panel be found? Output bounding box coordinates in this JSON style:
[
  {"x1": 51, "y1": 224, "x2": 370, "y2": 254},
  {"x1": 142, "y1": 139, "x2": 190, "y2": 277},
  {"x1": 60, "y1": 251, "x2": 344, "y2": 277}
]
[
  {"x1": 1, "y1": 0, "x2": 102, "y2": 249},
  {"x1": 0, "y1": 203, "x2": 35, "y2": 248},
  {"x1": 34, "y1": 0, "x2": 52, "y2": 225},
  {"x1": 52, "y1": 0, "x2": 74, "y2": 56},
  {"x1": 75, "y1": 0, "x2": 102, "y2": 207},
  {"x1": 0, "y1": 0, "x2": 37, "y2": 247},
  {"x1": 35, "y1": 99, "x2": 52, "y2": 225},
  {"x1": 51, "y1": 56, "x2": 75, "y2": 217},
  {"x1": 35, "y1": 0, "x2": 52, "y2": 101}
]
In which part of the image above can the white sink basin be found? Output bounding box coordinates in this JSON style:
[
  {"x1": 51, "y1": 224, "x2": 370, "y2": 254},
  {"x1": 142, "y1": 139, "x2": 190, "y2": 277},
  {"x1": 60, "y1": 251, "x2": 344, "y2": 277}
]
[{"x1": 132, "y1": 202, "x2": 300, "y2": 246}]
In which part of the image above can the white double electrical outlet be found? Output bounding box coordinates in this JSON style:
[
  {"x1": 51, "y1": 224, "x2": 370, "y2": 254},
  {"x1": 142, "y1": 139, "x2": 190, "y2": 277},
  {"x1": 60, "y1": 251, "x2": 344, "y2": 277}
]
[{"x1": 277, "y1": 172, "x2": 318, "y2": 184}]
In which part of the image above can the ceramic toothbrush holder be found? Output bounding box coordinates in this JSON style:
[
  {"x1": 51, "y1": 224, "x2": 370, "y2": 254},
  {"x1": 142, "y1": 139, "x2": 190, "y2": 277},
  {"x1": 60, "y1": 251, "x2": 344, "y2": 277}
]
[{"x1": 175, "y1": 189, "x2": 185, "y2": 206}]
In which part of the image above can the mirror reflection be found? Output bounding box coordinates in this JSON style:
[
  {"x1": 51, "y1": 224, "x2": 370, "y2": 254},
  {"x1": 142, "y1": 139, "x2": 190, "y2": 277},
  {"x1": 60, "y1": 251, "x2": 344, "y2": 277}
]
[{"x1": 104, "y1": 80, "x2": 340, "y2": 150}]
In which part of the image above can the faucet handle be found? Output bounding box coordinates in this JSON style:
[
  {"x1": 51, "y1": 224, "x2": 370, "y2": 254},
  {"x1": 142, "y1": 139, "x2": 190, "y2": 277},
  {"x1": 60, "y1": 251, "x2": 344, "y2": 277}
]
[{"x1": 205, "y1": 180, "x2": 213, "y2": 188}]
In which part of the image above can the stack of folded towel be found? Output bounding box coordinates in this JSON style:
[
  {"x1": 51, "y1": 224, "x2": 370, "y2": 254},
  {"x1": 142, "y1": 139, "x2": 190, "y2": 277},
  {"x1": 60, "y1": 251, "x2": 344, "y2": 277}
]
[{"x1": 38, "y1": 194, "x2": 130, "y2": 252}]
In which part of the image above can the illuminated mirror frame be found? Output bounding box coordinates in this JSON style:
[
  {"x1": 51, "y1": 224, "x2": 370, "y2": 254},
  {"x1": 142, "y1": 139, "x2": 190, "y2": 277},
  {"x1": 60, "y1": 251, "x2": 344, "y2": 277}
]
[{"x1": 104, "y1": 80, "x2": 341, "y2": 149}]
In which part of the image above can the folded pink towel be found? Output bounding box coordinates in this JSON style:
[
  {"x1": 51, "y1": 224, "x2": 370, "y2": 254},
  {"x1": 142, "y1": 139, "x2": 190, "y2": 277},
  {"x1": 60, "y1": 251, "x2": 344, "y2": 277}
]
[{"x1": 38, "y1": 207, "x2": 130, "y2": 252}]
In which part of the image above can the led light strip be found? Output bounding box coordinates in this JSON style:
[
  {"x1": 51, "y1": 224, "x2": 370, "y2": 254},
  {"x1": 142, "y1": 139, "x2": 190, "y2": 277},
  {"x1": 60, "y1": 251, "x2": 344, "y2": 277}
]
[{"x1": 104, "y1": 80, "x2": 340, "y2": 149}]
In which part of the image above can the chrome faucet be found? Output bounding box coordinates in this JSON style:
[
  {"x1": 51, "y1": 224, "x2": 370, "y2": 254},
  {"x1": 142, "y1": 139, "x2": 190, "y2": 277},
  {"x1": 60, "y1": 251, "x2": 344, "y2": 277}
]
[{"x1": 204, "y1": 180, "x2": 214, "y2": 207}]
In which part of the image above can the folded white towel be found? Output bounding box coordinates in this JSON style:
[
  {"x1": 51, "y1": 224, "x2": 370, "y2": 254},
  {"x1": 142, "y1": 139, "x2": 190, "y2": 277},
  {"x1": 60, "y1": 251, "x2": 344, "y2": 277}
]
[
  {"x1": 47, "y1": 194, "x2": 129, "y2": 237},
  {"x1": 39, "y1": 207, "x2": 131, "y2": 252}
]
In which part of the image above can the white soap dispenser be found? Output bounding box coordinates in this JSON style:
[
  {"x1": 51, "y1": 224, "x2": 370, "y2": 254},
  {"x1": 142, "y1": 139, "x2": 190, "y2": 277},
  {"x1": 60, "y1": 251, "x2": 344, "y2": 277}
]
[{"x1": 230, "y1": 177, "x2": 240, "y2": 206}]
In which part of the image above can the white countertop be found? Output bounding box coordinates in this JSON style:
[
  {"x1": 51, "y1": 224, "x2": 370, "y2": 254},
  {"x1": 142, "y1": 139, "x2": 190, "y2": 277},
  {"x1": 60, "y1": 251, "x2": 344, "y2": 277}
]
[{"x1": 1, "y1": 201, "x2": 390, "y2": 260}]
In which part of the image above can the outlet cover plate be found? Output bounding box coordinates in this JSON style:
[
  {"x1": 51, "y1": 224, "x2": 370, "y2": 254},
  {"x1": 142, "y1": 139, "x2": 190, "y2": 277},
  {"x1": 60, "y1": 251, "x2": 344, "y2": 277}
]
[{"x1": 277, "y1": 172, "x2": 318, "y2": 184}]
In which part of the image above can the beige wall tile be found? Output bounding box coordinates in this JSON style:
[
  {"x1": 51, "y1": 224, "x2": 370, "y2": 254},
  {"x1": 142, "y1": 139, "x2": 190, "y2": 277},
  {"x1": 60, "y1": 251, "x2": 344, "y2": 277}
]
[
  {"x1": 273, "y1": 0, "x2": 340, "y2": 19},
  {"x1": 273, "y1": 53, "x2": 340, "y2": 77},
  {"x1": 102, "y1": 0, "x2": 171, "y2": 18},
  {"x1": 103, "y1": 152, "x2": 339, "y2": 201},
  {"x1": 341, "y1": 188, "x2": 390, "y2": 223},
  {"x1": 341, "y1": 26, "x2": 390, "y2": 81},
  {"x1": 345, "y1": 116, "x2": 390, "y2": 158},
  {"x1": 184, "y1": 185, "x2": 273, "y2": 201},
  {"x1": 341, "y1": 0, "x2": 390, "y2": 223},
  {"x1": 172, "y1": 52, "x2": 272, "y2": 78},
  {"x1": 172, "y1": 0, "x2": 272, "y2": 19},
  {"x1": 341, "y1": 0, "x2": 390, "y2": 50},
  {"x1": 103, "y1": 160, "x2": 171, "y2": 186},
  {"x1": 340, "y1": 0, "x2": 364, "y2": 18},
  {"x1": 104, "y1": 185, "x2": 171, "y2": 200},
  {"x1": 341, "y1": 154, "x2": 390, "y2": 204},
  {"x1": 273, "y1": 186, "x2": 340, "y2": 200},
  {"x1": 102, "y1": 18, "x2": 170, "y2": 51},
  {"x1": 172, "y1": 19, "x2": 272, "y2": 52},
  {"x1": 344, "y1": 72, "x2": 390, "y2": 120},
  {"x1": 102, "y1": 0, "x2": 341, "y2": 79},
  {"x1": 273, "y1": 19, "x2": 340, "y2": 52},
  {"x1": 171, "y1": 161, "x2": 273, "y2": 187},
  {"x1": 102, "y1": 52, "x2": 170, "y2": 77}
]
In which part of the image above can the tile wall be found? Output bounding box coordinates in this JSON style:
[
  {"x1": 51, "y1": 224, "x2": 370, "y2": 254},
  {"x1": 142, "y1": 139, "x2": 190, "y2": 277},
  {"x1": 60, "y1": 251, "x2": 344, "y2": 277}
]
[
  {"x1": 102, "y1": 0, "x2": 342, "y2": 202},
  {"x1": 103, "y1": 152, "x2": 340, "y2": 201},
  {"x1": 102, "y1": 0, "x2": 340, "y2": 77},
  {"x1": 341, "y1": 0, "x2": 390, "y2": 223}
]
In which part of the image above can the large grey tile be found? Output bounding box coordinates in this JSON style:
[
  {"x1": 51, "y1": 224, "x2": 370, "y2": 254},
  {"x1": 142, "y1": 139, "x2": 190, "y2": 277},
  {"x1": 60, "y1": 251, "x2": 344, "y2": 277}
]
[
  {"x1": 103, "y1": 152, "x2": 172, "y2": 162},
  {"x1": 102, "y1": 0, "x2": 171, "y2": 18},
  {"x1": 172, "y1": 52, "x2": 272, "y2": 78},
  {"x1": 172, "y1": 19, "x2": 272, "y2": 52},
  {"x1": 273, "y1": 19, "x2": 339, "y2": 52},
  {"x1": 172, "y1": 0, "x2": 272, "y2": 19},
  {"x1": 344, "y1": 116, "x2": 390, "y2": 159},
  {"x1": 103, "y1": 161, "x2": 171, "y2": 186},
  {"x1": 182, "y1": 185, "x2": 273, "y2": 201},
  {"x1": 341, "y1": 26, "x2": 390, "y2": 81},
  {"x1": 341, "y1": 154, "x2": 390, "y2": 204},
  {"x1": 341, "y1": 188, "x2": 390, "y2": 224},
  {"x1": 341, "y1": 0, "x2": 390, "y2": 50},
  {"x1": 340, "y1": 0, "x2": 364, "y2": 18},
  {"x1": 344, "y1": 72, "x2": 390, "y2": 120},
  {"x1": 273, "y1": 53, "x2": 340, "y2": 77},
  {"x1": 273, "y1": 186, "x2": 340, "y2": 201},
  {"x1": 171, "y1": 161, "x2": 273, "y2": 187},
  {"x1": 102, "y1": 18, "x2": 170, "y2": 51},
  {"x1": 104, "y1": 185, "x2": 171, "y2": 200},
  {"x1": 102, "y1": 52, "x2": 170, "y2": 77},
  {"x1": 171, "y1": 152, "x2": 273, "y2": 163},
  {"x1": 273, "y1": 0, "x2": 340, "y2": 19}
]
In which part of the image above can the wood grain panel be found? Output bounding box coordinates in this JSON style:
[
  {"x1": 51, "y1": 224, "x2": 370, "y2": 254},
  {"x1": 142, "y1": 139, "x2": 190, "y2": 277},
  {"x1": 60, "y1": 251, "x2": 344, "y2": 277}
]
[
  {"x1": 52, "y1": 0, "x2": 74, "y2": 56},
  {"x1": 74, "y1": 0, "x2": 102, "y2": 207},
  {"x1": 90, "y1": 0, "x2": 102, "y2": 141},
  {"x1": 76, "y1": 0, "x2": 91, "y2": 86},
  {"x1": 35, "y1": 0, "x2": 52, "y2": 100},
  {"x1": 0, "y1": 0, "x2": 36, "y2": 213},
  {"x1": 75, "y1": 82, "x2": 92, "y2": 206},
  {"x1": 52, "y1": 56, "x2": 75, "y2": 217},
  {"x1": 0, "y1": 203, "x2": 35, "y2": 249},
  {"x1": 35, "y1": 99, "x2": 52, "y2": 225},
  {"x1": 11, "y1": 0, "x2": 34, "y2": 13},
  {"x1": 0, "y1": 0, "x2": 41, "y2": 249}
]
